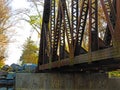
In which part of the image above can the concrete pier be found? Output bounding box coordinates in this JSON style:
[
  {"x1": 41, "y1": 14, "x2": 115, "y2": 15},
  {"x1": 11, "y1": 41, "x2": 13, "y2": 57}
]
[{"x1": 16, "y1": 73, "x2": 120, "y2": 90}]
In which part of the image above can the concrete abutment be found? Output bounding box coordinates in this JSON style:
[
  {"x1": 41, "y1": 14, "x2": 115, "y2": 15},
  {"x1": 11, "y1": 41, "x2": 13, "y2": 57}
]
[{"x1": 16, "y1": 73, "x2": 120, "y2": 90}]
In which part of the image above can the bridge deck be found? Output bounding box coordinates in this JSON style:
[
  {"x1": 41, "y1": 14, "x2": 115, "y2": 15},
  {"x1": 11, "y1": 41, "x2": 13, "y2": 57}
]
[{"x1": 39, "y1": 47, "x2": 120, "y2": 71}]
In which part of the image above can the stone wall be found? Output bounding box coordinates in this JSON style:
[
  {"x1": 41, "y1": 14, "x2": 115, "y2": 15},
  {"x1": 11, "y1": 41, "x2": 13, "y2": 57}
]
[{"x1": 15, "y1": 73, "x2": 120, "y2": 90}]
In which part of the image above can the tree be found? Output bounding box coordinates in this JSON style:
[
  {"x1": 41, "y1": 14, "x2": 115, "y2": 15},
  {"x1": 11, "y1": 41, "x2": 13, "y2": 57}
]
[
  {"x1": 17, "y1": 0, "x2": 44, "y2": 37},
  {"x1": 20, "y1": 37, "x2": 39, "y2": 64},
  {"x1": 0, "y1": 0, "x2": 12, "y2": 68},
  {"x1": 109, "y1": 71, "x2": 120, "y2": 77},
  {"x1": 23, "y1": 14, "x2": 42, "y2": 36}
]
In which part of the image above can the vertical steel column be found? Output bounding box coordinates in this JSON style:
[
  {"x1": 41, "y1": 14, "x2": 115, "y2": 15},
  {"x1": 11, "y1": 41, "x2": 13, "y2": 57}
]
[
  {"x1": 116, "y1": 0, "x2": 120, "y2": 32},
  {"x1": 103, "y1": 0, "x2": 116, "y2": 46},
  {"x1": 60, "y1": 0, "x2": 74, "y2": 61},
  {"x1": 116, "y1": 0, "x2": 120, "y2": 22},
  {"x1": 52, "y1": 2, "x2": 62, "y2": 61},
  {"x1": 58, "y1": 0, "x2": 68, "y2": 60},
  {"x1": 38, "y1": 0, "x2": 51, "y2": 65},
  {"x1": 59, "y1": 19, "x2": 66, "y2": 60},
  {"x1": 49, "y1": 0, "x2": 56, "y2": 62},
  {"x1": 50, "y1": 0, "x2": 56, "y2": 50},
  {"x1": 71, "y1": 0, "x2": 78, "y2": 44},
  {"x1": 89, "y1": 0, "x2": 98, "y2": 51},
  {"x1": 100, "y1": 0, "x2": 115, "y2": 40},
  {"x1": 60, "y1": 0, "x2": 72, "y2": 44},
  {"x1": 74, "y1": 0, "x2": 89, "y2": 55},
  {"x1": 114, "y1": 0, "x2": 120, "y2": 48}
]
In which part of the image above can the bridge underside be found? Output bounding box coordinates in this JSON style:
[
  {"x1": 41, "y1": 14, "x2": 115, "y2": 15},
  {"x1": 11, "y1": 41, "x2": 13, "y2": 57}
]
[
  {"x1": 38, "y1": 0, "x2": 120, "y2": 72},
  {"x1": 39, "y1": 47, "x2": 120, "y2": 72}
]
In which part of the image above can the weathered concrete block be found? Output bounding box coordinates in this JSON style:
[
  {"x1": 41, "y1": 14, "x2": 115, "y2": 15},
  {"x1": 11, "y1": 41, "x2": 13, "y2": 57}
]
[{"x1": 15, "y1": 73, "x2": 120, "y2": 90}]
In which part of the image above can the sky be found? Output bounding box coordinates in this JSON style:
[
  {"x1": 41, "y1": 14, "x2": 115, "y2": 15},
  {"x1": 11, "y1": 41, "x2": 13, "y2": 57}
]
[{"x1": 5, "y1": 0, "x2": 41, "y2": 65}]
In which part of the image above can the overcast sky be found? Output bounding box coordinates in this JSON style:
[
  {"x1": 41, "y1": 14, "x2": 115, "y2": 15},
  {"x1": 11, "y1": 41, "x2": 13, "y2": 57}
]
[{"x1": 5, "y1": 0, "x2": 40, "y2": 65}]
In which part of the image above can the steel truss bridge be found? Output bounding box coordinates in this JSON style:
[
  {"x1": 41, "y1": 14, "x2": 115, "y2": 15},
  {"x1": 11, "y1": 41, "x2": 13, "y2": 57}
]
[{"x1": 38, "y1": 0, "x2": 120, "y2": 72}]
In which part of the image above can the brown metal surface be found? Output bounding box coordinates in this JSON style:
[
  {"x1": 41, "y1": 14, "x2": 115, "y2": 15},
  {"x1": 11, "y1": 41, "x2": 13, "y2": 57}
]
[
  {"x1": 74, "y1": 0, "x2": 89, "y2": 55},
  {"x1": 38, "y1": 0, "x2": 120, "y2": 71},
  {"x1": 114, "y1": 0, "x2": 120, "y2": 50},
  {"x1": 39, "y1": 47, "x2": 120, "y2": 70},
  {"x1": 100, "y1": 0, "x2": 115, "y2": 37}
]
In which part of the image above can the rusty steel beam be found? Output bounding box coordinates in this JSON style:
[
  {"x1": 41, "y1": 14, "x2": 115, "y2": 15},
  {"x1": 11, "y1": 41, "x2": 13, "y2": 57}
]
[
  {"x1": 114, "y1": 0, "x2": 120, "y2": 48},
  {"x1": 39, "y1": 47, "x2": 120, "y2": 71},
  {"x1": 59, "y1": 19, "x2": 68, "y2": 60},
  {"x1": 52, "y1": 2, "x2": 62, "y2": 61},
  {"x1": 103, "y1": 0, "x2": 116, "y2": 46},
  {"x1": 38, "y1": 0, "x2": 51, "y2": 65},
  {"x1": 89, "y1": 0, "x2": 98, "y2": 51},
  {"x1": 60, "y1": 0, "x2": 73, "y2": 45},
  {"x1": 38, "y1": 0, "x2": 119, "y2": 71},
  {"x1": 59, "y1": 0, "x2": 74, "y2": 61},
  {"x1": 50, "y1": 0, "x2": 56, "y2": 40},
  {"x1": 74, "y1": 0, "x2": 89, "y2": 56},
  {"x1": 58, "y1": 0, "x2": 70, "y2": 60},
  {"x1": 100, "y1": 0, "x2": 115, "y2": 40},
  {"x1": 71, "y1": 0, "x2": 78, "y2": 43}
]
